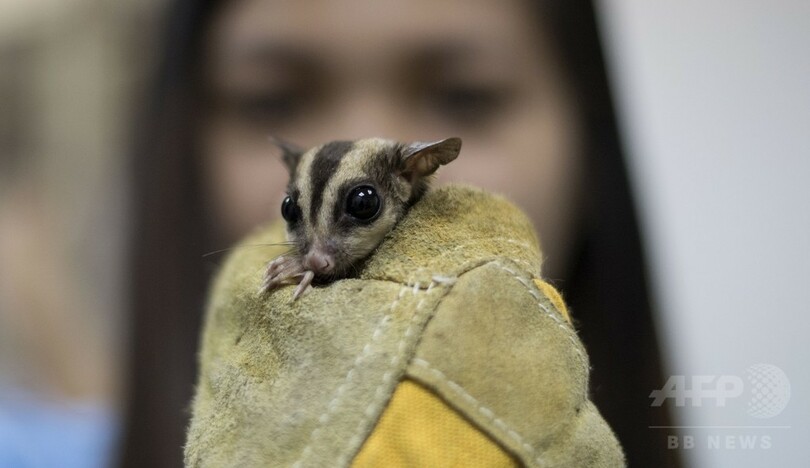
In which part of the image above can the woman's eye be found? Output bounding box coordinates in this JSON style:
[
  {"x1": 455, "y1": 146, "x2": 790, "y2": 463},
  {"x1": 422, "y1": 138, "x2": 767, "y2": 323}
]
[
  {"x1": 230, "y1": 91, "x2": 306, "y2": 126},
  {"x1": 428, "y1": 85, "x2": 509, "y2": 126}
]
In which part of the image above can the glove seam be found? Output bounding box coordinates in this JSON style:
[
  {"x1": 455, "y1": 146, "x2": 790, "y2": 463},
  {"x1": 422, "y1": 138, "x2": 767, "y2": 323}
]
[
  {"x1": 292, "y1": 274, "x2": 454, "y2": 467},
  {"x1": 410, "y1": 356, "x2": 549, "y2": 467}
]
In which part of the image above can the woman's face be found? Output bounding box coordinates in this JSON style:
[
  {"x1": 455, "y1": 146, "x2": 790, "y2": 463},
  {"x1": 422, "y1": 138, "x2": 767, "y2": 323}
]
[{"x1": 203, "y1": 0, "x2": 582, "y2": 277}]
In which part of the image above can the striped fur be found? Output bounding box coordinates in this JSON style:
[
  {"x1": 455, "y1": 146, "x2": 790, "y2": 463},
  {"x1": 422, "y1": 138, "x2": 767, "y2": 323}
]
[
  {"x1": 285, "y1": 138, "x2": 411, "y2": 277},
  {"x1": 268, "y1": 137, "x2": 460, "y2": 295}
]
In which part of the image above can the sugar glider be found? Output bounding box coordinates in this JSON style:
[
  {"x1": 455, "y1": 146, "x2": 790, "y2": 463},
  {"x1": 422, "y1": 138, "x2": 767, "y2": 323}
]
[{"x1": 261, "y1": 137, "x2": 462, "y2": 299}]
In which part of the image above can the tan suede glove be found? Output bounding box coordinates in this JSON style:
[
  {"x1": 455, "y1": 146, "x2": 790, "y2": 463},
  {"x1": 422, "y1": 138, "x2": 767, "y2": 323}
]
[{"x1": 185, "y1": 185, "x2": 625, "y2": 467}]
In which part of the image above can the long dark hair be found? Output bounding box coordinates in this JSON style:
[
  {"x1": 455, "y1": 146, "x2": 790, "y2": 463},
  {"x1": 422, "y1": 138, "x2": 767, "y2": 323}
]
[
  {"x1": 536, "y1": 3, "x2": 680, "y2": 466},
  {"x1": 120, "y1": 1, "x2": 678, "y2": 466},
  {"x1": 120, "y1": 1, "x2": 219, "y2": 466}
]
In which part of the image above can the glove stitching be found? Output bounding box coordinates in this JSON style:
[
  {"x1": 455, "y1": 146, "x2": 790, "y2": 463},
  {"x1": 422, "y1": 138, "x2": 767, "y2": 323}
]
[
  {"x1": 293, "y1": 276, "x2": 452, "y2": 467},
  {"x1": 291, "y1": 283, "x2": 409, "y2": 467},
  {"x1": 494, "y1": 262, "x2": 586, "y2": 366},
  {"x1": 335, "y1": 277, "x2": 451, "y2": 466},
  {"x1": 410, "y1": 357, "x2": 549, "y2": 468}
]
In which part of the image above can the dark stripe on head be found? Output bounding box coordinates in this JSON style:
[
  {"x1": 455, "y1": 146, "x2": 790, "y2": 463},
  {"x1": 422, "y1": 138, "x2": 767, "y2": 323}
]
[
  {"x1": 362, "y1": 144, "x2": 401, "y2": 196},
  {"x1": 309, "y1": 140, "x2": 354, "y2": 221}
]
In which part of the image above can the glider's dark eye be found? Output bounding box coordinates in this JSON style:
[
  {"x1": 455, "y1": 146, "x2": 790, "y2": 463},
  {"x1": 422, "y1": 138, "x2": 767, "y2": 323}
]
[
  {"x1": 281, "y1": 196, "x2": 300, "y2": 223},
  {"x1": 346, "y1": 186, "x2": 381, "y2": 221}
]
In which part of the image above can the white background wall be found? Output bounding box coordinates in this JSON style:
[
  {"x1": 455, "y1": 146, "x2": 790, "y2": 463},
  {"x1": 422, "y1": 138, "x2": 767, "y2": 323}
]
[{"x1": 597, "y1": 1, "x2": 809, "y2": 467}]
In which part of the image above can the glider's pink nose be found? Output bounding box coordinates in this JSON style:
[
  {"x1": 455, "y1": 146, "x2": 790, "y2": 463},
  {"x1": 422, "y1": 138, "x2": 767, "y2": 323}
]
[{"x1": 304, "y1": 251, "x2": 334, "y2": 274}]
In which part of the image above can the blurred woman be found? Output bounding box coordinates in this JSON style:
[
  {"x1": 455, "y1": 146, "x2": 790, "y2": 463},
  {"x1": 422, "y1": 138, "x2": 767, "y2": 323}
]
[{"x1": 122, "y1": 0, "x2": 677, "y2": 466}]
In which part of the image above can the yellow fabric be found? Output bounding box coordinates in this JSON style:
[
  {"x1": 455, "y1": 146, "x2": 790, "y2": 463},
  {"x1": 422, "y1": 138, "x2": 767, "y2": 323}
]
[
  {"x1": 353, "y1": 379, "x2": 518, "y2": 467},
  {"x1": 533, "y1": 279, "x2": 571, "y2": 324}
]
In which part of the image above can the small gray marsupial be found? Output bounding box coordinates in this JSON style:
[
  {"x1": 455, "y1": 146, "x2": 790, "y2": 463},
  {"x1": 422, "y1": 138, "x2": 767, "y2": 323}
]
[{"x1": 261, "y1": 137, "x2": 462, "y2": 299}]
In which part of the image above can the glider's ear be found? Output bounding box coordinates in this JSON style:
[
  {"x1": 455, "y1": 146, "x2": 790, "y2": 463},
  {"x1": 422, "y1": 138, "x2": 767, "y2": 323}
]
[
  {"x1": 269, "y1": 136, "x2": 305, "y2": 173},
  {"x1": 398, "y1": 137, "x2": 462, "y2": 182}
]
